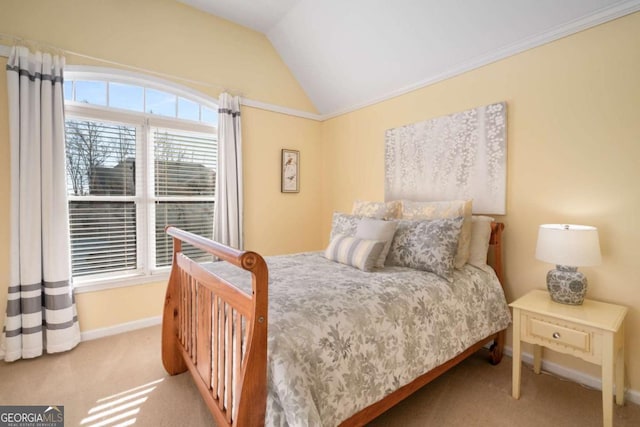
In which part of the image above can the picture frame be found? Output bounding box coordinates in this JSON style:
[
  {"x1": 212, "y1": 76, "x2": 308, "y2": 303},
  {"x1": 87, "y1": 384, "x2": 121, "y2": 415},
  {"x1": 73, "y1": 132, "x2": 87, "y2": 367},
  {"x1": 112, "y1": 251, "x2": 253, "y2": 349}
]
[{"x1": 281, "y1": 149, "x2": 300, "y2": 193}]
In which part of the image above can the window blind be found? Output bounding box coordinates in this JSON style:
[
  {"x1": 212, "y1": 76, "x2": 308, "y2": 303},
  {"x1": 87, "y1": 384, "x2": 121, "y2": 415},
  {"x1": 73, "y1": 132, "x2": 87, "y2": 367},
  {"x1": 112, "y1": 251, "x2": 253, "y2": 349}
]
[
  {"x1": 153, "y1": 128, "x2": 217, "y2": 267},
  {"x1": 66, "y1": 119, "x2": 138, "y2": 277}
]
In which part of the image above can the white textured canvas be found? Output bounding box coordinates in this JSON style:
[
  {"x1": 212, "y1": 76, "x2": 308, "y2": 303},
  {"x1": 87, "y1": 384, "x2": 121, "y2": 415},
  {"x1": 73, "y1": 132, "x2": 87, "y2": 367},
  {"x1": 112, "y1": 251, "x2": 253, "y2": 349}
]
[{"x1": 385, "y1": 102, "x2": 507, "y2": 214}]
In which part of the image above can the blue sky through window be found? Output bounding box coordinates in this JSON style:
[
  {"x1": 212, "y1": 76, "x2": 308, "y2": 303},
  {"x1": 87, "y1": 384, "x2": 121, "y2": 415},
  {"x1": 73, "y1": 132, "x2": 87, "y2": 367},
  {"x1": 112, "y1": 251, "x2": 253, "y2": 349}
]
[
  {"x1": 76, "y1": 81, "x2": 106, "y2": 106},
  {"x1": 63, "y1": 79, "x2": 217, "y2": 126},
  {"x1": 146, "y1": 88, "x2": 176, "y2": 117},
  {"x1": 178, "y1": 97, "x2": 199, "y2": 121},
  {"x1": 110, "y1": 82, "x2": 144, "y2": 112},
  {"x1": 202, "y1": 106, "x2": 217, "y2": 126},
  {"x1": 64, "y1": 80, "x2": 73, "y2": 100}
]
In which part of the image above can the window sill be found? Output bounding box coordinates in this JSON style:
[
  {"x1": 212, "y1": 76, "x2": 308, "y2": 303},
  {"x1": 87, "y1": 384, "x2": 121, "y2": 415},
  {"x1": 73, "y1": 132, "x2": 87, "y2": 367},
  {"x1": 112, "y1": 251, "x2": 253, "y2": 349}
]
[{"x1": 73, "y1": 270, "x2": 170, "y2": 294}]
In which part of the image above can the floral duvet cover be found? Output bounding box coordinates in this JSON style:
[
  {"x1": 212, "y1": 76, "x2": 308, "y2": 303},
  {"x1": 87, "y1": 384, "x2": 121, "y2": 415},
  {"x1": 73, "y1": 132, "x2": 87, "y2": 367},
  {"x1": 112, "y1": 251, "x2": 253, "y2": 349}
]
[{"x1": 206, "y1": 252, "x2": 511, "y2": 427}]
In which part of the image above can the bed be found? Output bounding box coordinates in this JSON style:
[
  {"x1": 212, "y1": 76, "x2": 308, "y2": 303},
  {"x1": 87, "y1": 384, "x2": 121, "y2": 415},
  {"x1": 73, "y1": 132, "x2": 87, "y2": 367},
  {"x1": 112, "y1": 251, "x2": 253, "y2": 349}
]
[{"x1": 161, "y1": 218, "x2": 510, "y2": 427}]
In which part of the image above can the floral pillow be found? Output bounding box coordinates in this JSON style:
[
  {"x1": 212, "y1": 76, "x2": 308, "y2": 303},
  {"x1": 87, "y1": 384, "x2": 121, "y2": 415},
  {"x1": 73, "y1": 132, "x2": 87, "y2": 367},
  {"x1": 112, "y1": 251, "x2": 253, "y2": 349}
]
[
  {"x1": 329, "y1": 212, "x2": 362, "y2": 241},
  {"x1": 400, "y1": 199, "x2": 472, "y2": 270},
  {"x1": 352, "y1": 200, "x2": 401, "y2": 219},
  {"x1": 325, "y1": 234, "x2": 385, "y2": 272},
  {"x1": 386, "y1": 217, "x2": 464, "y2": 282}
]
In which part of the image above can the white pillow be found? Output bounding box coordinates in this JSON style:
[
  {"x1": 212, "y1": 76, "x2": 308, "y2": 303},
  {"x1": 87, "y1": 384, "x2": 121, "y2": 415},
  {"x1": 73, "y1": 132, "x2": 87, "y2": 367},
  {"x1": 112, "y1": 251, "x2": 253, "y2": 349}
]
[
  {"x1": 325, "y1": 234, "x2": 385, "y2": 272},
  {"x1": 400, "y1": 199, "x2": 472, "y2": 269},
  {"x1": 468, "y1": 216, "x2": 495, "y2": 272},
  {"x1": 355, "y1": 218, "x2": 398, "y2": 268}
]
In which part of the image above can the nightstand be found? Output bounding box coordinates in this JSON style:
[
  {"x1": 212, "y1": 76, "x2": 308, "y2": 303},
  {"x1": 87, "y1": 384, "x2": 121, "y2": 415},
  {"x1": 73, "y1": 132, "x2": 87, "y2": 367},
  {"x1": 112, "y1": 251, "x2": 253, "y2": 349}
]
[{"x1": 510, "y1": 289, "x2": 627, "y2": 427}]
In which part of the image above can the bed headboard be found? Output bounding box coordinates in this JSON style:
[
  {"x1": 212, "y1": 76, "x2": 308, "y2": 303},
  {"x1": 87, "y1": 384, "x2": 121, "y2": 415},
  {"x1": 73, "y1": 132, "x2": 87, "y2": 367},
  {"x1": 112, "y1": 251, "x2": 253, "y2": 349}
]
[{"x1": 489, "y1": 222, "x2": 505, "y2": 286}]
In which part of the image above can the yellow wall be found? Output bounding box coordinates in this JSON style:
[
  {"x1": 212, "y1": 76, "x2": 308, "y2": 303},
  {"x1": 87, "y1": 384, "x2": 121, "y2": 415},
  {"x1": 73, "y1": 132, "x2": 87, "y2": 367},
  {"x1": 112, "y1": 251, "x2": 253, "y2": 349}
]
[
  {"x1": 0, "y1": 0, "x2": 322, "y2": 332},
  {"x1": 321, "y1": 12, "x2": 640, "y2": 391}
]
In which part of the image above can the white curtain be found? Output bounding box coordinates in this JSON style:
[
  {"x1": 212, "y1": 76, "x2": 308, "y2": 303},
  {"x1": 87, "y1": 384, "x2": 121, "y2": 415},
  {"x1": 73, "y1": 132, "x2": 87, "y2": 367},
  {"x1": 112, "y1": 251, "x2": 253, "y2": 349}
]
[
  {"x1": 214, "y1": 93, "x2": 243, "y2": 249},
  {"x1": 2, "y1": 46, "x2": 80, "y2": 361}
]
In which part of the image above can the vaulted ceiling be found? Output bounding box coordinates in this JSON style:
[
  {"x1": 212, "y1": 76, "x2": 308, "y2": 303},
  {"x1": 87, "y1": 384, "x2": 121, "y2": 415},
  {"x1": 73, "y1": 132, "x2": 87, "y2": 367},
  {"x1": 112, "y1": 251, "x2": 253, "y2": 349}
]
[{"x1": 180, "y1": 0, "x2": 640, "y2": 116}]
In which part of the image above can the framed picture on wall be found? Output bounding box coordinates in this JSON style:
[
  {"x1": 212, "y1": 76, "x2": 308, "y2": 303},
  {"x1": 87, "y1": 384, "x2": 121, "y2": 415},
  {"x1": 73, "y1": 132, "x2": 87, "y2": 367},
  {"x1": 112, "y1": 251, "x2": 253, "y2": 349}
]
[{"x1": 281, "y1": 149, "x2": 299, "y2": 193}]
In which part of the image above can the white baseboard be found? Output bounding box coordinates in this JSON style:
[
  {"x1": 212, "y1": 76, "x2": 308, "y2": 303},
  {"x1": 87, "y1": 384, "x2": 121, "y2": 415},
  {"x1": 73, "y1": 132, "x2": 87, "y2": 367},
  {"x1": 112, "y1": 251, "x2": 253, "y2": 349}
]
[
  {"x1": 504, "y1": 345, "x2": 640, "y2": 406},
  {"x1": 80, "y1": 316, "x2": 162, "y2": 342}
]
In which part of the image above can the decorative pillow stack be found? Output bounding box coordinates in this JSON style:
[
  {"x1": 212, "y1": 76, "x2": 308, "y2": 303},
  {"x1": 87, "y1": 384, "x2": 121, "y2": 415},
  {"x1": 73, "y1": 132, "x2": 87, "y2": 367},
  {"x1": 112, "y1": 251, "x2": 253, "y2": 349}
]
[
  {"x1": 325, "y1": 199, "x2": 490, "y2": 281},
  {"x1": 400, "y1": 199, "x2": 472, "y2": 269},
  {"x1": 326, "y1": 213, "x2": 397, "y2": 271}
]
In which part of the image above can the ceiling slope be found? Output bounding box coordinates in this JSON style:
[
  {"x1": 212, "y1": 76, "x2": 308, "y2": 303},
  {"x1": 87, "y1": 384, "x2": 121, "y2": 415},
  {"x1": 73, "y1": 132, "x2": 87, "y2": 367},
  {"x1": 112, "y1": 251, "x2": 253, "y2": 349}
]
[{"x1": 181, "y1": 0, "x2": 640, "y2": 117}]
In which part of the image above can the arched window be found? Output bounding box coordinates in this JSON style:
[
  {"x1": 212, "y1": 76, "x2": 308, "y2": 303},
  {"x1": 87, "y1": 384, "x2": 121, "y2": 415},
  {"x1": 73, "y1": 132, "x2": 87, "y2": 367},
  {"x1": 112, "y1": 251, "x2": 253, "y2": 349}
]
[{"x1": 64, "y1": 67, "x2": 218, "y2": 289}]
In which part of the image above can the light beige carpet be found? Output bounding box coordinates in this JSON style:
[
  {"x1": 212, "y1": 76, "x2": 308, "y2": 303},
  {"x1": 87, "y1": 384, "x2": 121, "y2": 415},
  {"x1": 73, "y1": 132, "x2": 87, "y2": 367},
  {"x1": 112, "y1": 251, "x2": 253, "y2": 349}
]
[{"x1": 1, "y1": 325, "x2": 638, "y2": 426}]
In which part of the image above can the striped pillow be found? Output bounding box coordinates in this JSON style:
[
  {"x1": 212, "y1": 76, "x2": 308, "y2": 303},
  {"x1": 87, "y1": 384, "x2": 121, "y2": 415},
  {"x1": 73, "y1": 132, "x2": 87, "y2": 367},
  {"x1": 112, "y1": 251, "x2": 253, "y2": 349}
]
[{"x1": 325, "y1": 234, "x2": 385, "y2": 272}]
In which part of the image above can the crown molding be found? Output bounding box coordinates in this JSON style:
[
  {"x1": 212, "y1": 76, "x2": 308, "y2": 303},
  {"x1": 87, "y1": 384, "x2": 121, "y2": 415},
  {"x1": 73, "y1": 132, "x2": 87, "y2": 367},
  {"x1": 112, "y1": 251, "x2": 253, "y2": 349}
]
[
  {"x1": 240, "y1": 98, "x2": 322, "y2": 121},
  {"x1": 320, "y1": 1, "x2": 640, "y2": 120}
]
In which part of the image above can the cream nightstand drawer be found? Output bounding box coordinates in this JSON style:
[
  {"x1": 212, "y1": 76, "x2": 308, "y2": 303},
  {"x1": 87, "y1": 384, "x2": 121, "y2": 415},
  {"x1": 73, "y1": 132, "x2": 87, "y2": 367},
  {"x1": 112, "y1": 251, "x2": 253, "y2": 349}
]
[{"x1": 526, "y1": 317, "x2": 590, "y2": 352}]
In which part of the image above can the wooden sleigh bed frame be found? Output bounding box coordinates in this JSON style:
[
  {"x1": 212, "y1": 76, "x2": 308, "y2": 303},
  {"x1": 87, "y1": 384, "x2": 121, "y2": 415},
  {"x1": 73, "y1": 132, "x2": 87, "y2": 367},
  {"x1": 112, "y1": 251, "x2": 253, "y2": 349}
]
[{"x1": 162, "y1": 222, "x2": 506, "y2": 427}]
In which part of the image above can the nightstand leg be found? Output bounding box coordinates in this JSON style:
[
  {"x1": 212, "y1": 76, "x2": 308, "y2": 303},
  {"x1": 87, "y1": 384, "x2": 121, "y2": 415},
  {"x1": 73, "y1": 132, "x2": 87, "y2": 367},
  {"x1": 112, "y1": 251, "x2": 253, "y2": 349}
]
[
  {"x1": 602, "y1": 333, "x2": 614, "y2": 427},
  {"x1": 615, "y1": 326, "x2": 625, "y2": 406},
  {"x1": 533, "y1": 344, "x2": 542, "y2": 374},
  {"x1": 512, "y1": 309, "x2": 522, "y2": 399}
]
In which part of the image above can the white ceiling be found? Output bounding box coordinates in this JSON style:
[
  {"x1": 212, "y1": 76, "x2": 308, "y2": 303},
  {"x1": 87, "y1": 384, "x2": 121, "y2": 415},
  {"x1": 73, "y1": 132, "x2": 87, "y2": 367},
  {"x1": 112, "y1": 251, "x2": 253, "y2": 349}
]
[{"x1": 180, "y1": 0, "x2": 640, "y2": 117}]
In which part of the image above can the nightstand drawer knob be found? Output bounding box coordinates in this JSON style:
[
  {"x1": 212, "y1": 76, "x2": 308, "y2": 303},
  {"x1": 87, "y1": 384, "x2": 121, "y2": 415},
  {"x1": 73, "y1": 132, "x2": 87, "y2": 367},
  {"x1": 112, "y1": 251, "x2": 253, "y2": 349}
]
[{"x1": 552, "y1": 332, "x2": 561, "y2": 339}]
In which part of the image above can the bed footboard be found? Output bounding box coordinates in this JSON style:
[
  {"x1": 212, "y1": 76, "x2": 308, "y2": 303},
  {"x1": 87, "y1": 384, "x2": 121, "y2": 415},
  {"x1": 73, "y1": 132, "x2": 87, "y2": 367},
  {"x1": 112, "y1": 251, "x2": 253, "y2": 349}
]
[{"x1": 162, "y1": 227, "x2": 268, "y2": 427}]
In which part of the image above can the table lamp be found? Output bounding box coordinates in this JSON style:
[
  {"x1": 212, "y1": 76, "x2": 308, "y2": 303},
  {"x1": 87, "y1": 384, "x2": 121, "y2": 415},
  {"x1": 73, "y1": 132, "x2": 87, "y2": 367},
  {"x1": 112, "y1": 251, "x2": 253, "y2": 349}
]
[{"x1": 535, "y1": 224, "x2": 601, "y2": 305}]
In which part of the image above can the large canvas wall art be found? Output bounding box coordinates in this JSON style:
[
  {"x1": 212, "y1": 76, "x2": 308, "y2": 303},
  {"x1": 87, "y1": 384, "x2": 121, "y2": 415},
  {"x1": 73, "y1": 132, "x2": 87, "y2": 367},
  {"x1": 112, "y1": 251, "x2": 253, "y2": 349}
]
[{"x1": 385, "y1": 102, "x2": 507, "y2": 214}]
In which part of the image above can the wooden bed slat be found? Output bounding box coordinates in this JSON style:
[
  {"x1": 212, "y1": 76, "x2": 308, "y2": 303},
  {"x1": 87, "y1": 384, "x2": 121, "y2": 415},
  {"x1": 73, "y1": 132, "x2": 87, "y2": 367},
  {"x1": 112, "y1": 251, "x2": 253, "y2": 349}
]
[
  {"x1": 217, "y1": 300, "x2": 225, "y2": 410},
  {"x1": 233, "y1": 309, "x2": 242, "y2": 421},
  {"x1": 212, "y1": 296, "x2": 219, "y2": 396},
  {"x1": 190, "y1": 277, "x2": 197, "y2": 360},
  {"x1": 196, "y1": 287, "x2": 212, "y2": 388},
  {"x1": 225, "y1": 305, "x2": 233, "y2": 423}
]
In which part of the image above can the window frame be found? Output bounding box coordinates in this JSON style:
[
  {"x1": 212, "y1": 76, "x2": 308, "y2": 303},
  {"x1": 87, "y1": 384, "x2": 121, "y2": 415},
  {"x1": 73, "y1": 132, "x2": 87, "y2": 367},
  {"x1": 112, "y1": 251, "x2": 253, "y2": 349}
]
[{"x1": 65, "y1": 67, "x2": 218, "y2": 293}]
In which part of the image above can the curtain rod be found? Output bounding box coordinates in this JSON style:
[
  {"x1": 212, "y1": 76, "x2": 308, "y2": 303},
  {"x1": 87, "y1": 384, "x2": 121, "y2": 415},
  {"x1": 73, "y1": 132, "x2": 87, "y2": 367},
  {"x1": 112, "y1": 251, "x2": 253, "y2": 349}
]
[
  {"x1": 0, "y1": 32, "x2": 322, "y2": 121},
  {"x1": 0, "y1": 32, "x2": 242, "y2": 96}
]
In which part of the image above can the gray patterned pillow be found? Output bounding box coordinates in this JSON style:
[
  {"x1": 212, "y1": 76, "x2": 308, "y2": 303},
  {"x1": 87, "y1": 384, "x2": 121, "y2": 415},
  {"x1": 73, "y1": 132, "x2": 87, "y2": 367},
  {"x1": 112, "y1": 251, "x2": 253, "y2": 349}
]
[
  {"x1": 386, "y1": 217, "x2": 464, "y2": 282},
  {"x1": 329, "y1": 212, "x2": 362, "y2": 241},
  {"x1": 401, "y1": 199, "x2": 472, "y2": 270}
]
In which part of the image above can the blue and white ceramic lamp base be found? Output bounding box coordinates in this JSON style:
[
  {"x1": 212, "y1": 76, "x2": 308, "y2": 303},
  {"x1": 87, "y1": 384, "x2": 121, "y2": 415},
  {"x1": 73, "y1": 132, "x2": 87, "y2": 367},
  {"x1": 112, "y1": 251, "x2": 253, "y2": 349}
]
[{"x1": 547, "y1": 265, "x2": 587, "y2": 305}]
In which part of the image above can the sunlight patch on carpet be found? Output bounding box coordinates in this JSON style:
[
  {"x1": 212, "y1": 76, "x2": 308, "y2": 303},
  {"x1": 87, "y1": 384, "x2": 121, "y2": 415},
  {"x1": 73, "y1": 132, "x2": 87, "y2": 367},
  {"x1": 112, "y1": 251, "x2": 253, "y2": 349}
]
[{"x1": 80, "y1": 378, "x2": 164, "y2": 426}]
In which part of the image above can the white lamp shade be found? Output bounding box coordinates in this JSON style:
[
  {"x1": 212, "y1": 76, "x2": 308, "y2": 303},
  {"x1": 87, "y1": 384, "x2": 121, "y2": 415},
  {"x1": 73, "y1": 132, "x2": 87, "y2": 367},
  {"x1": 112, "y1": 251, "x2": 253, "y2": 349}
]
[{"x1": 535, "y1": 224, "x2": 602, "y2": 267}]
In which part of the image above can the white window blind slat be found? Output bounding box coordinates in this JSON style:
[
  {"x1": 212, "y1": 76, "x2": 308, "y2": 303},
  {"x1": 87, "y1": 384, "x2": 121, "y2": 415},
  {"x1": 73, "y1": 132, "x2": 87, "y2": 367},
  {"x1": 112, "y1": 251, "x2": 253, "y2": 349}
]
[{"x1": 68, "y1": 199, "x2": 137, "y2": 277}]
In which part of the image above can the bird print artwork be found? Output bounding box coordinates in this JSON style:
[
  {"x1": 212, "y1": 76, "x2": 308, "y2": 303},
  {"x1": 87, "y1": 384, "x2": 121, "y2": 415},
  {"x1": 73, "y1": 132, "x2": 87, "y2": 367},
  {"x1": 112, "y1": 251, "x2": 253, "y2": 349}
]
[{"x1": 282, "y1": 150, "x2": 299, "y2": 192}]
